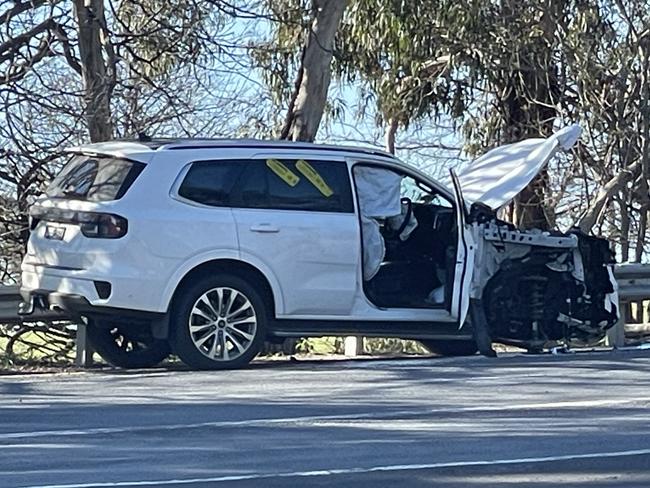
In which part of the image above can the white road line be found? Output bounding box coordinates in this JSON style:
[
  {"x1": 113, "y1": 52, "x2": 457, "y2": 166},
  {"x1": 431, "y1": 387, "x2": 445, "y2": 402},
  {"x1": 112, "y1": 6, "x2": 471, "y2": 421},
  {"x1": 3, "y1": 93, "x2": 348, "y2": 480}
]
[
  {"x1": 18, "y1": 447, "x2": 650, "y2": 488},
  {"x1": 3, "y1": 396, "x2": 650, "y2": 441}
]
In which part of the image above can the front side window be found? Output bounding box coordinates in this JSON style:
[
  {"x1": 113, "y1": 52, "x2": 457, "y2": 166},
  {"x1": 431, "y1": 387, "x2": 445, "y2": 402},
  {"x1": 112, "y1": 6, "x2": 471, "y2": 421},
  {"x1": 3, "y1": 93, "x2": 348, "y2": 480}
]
[{"x1": 47, "y1": 155, "x2": 145, "y2": 201}]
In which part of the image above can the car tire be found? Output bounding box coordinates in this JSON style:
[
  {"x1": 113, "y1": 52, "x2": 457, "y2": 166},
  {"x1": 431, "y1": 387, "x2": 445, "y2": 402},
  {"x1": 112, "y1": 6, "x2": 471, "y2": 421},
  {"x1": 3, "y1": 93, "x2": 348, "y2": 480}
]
[
  {"x1": 170, "y1": 273, "x2": 267, "y2": 370},
  {"x1": 87, "y1": 320, "x2": 171, "y2": 368},
  {"x1": 420, "y1": 339, "x2": 478, "y2": 357}
]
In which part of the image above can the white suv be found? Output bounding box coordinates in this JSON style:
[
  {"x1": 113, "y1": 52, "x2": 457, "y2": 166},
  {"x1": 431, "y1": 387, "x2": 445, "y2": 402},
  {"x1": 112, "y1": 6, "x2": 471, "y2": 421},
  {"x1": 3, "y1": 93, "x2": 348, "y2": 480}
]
[{"x1": 20, "y1": 126, "x2": 619, "y2": 369}]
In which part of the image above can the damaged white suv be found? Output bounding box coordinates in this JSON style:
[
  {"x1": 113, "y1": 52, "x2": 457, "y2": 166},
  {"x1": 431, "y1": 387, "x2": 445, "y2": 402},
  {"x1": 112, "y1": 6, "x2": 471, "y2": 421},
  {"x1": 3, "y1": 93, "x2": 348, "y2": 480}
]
[{"x1": 20, "y1": 125, "x2": 619, "y2": 369}]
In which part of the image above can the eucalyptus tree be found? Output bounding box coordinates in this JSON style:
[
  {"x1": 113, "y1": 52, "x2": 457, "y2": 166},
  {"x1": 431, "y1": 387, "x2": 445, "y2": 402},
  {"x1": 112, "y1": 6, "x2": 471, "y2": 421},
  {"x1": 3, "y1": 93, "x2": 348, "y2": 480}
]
[
  {"x1": 257, "y1": 0, "x2": 650, "y2": 255},
  {"x1": 563, "y1": 0, "x2": 650, "y2": 261},
  {"x1": 253, "y1": 0, "x2": 349, "y2": 141}
]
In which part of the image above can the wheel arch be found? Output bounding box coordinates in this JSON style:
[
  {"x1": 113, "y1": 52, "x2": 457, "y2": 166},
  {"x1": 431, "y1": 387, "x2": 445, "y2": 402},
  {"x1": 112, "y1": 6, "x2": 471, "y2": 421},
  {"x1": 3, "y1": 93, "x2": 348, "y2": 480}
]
[{"x1": 163, "y1": 257, "x2": 282, "y2": 317}]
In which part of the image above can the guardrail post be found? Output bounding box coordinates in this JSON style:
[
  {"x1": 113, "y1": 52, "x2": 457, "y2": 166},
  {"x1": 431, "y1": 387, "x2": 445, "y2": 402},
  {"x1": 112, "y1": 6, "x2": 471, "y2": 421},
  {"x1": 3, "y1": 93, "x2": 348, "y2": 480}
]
[
  {"x1": 75, "y1": 322, "x2": 94, "y2": 367},
  {"x1": 344, "y1": 336, "x2": 364, "y2": 357}
]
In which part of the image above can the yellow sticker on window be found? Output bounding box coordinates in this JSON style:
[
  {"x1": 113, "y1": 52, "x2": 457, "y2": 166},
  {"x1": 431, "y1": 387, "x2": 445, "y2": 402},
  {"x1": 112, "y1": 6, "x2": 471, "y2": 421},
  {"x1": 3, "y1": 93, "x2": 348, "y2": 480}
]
[
  {"x1": 266, "y1": 159, "x2": 300, "y2": 187},
  {"x1": 295, "y1": 160, "x2": 334, "y2": 197}
]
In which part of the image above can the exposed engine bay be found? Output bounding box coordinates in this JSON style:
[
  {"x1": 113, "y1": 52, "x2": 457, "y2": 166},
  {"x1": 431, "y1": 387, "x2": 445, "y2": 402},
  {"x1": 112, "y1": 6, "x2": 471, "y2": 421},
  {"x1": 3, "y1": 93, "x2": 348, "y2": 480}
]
[{"x1": 469, "y1": 204, "x2": 619, "y2": 350}]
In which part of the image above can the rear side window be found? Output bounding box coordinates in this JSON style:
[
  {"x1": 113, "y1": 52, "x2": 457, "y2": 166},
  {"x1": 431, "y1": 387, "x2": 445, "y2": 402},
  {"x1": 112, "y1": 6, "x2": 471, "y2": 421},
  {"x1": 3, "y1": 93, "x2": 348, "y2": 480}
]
[
  {"x1": 177, "y1": 161, "x2": 243, "y2": 206},
  {"x1": 47, "y1": 155, "x2": 145, "y2": 201},
  {"x1": 178, "y1": 159, "x2": 354, "y2": 213},
  {"x1": 238, "y1": 159, "x2": 354, "y2": 213}
]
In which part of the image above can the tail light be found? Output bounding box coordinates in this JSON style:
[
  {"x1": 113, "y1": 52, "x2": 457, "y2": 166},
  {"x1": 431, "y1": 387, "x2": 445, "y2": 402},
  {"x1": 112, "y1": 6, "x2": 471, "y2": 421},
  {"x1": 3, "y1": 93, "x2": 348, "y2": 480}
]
[{"x1": 30, "y1": 206, "x2": 128, "y2": 239}]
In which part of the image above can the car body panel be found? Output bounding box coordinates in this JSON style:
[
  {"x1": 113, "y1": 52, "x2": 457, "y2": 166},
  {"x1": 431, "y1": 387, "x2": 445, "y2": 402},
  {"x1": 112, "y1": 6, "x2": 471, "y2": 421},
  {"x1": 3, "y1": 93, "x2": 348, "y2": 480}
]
[
  {"x1": 458, "y1": 125, "x2": 582, "y2": 209},
  {"x1": 234, "y1": 206, "x2": 360, "y2": 315}
]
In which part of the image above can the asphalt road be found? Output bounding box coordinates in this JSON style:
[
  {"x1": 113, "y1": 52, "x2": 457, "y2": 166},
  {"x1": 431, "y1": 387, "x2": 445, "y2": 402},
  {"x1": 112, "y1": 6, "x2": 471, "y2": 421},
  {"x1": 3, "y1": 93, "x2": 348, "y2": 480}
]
[{"x1": 2, "y1": 350, "x2": 650, "y2": 487}]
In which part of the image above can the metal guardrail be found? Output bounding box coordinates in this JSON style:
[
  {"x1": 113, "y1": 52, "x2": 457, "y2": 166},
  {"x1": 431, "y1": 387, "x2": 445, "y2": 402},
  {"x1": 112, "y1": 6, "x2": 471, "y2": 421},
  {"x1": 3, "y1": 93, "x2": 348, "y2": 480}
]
[
  {"x1": 1, "y1": 263, "x2": 650, "y2": 366},
  {"x1": 606, "y1": 263, "x2": 650, "y2": 347},
  {"x1": 0, "y1": 285, "x2": 63, "y2": 323},
  {"x1": 0, "y1": 285, "x2": 92, "y2": 366},
  {"x1": 0, "y1": 286, "x2": 21, "y2": 324},
  {"x1": 612, "y1": 263, "x2": 650, "y2": 298}
]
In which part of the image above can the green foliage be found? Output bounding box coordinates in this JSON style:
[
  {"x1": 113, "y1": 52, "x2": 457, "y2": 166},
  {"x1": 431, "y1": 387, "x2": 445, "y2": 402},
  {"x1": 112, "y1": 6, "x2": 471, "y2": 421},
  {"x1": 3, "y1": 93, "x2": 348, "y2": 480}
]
[
  {"x1": 295, "y1": 337, "x2": 427, "y2": 355},
  {"x1": 363, "y1": 338, "x2": 427, "y2": 355},
  {"x1": 296, "y1": 336, "x2": 344, "y2": 355},
  {"x1": 251, "y1": 0, "x2": 310, "y2": 107},
  {"x1": 115, "y1": 0, "x2": 218, "y2": 78}
]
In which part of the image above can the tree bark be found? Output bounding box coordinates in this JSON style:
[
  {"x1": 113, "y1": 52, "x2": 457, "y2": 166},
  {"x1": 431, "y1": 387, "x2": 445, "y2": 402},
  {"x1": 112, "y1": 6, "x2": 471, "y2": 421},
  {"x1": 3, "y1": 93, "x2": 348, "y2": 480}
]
[
  {"x1": 637, "y1": 39, "x2": 650, "y2": 261},
  {"x1": 617, "y1": 192, "x2": 630, "y2": 262},
  {"x1": 285, "y1": 0, "x2": 347, "y2": 142},
  {"x1": 385, "y1": 118, "x2": 398, "y2": 154},
  {"x1": 73, "y1": 0, "x2": 113, "y2": 142},
  {"x1": 506, "y1": 0, "x2": 559, "y2": 230},
  {"x1": 579, "y1": 159, "x2": 642, "y2": 232}
]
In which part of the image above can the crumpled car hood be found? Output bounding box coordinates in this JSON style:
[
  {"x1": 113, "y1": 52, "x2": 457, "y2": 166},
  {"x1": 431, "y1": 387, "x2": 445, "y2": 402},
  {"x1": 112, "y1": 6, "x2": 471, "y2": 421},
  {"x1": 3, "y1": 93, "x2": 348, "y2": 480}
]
[{"x1": 458, "y1": 124, "x2": 581, "y2": 210}]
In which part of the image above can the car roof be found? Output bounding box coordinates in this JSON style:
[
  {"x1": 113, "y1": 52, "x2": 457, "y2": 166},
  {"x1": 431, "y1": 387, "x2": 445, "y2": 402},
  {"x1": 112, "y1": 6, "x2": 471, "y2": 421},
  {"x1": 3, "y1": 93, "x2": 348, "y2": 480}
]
[
  {"x1": 64, "y1": 137, "x2": 454, "y2": 201},
  {"x1": 65, "y1": 138, "x2": 396, "y2": 160}
]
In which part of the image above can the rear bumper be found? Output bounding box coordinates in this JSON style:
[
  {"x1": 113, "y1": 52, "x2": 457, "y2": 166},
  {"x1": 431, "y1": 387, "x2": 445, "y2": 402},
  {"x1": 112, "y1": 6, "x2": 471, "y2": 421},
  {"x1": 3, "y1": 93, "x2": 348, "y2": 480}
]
[
  {"x1": 19, "y1": 289, "x2": 165, "y2": 324},
  {"x1": 19, "y1": 289, "x2": 96, "y2": 316},
  {"x1": 21, "y1": 263, "x2": 167, "y2": 313}
]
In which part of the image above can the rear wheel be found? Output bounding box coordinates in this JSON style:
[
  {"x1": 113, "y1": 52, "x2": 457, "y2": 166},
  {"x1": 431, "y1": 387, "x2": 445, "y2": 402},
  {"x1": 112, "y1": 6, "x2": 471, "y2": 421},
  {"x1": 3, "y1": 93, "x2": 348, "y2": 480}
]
[
  {"x1": 170, "y1": 273, "x2": 267, "y2": 370},
  {"x1": 420, "y1": 339, "x2": 478, "y2": 357},
  {"x1": 87, "y1": 320, "x2": 171, "y2": 368}
]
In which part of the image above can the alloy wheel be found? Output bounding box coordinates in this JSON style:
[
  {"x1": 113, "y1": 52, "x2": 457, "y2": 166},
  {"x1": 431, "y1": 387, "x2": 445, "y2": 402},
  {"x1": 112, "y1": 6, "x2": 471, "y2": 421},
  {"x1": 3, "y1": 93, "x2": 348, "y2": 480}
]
[{"x1": 188, "y1": 287, "x2": 257, "y2": 361}]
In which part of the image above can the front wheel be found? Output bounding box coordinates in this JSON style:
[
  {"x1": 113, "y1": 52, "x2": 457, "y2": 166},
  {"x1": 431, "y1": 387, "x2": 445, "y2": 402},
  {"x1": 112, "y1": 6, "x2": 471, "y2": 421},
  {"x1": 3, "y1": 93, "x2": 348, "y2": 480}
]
[
  {"x1": 170, "y1": 273, "x2": 267, "y2": 370},
  {"x1": 420, "y1": 339, "x2": 478, "y2": 357},
  {"x1": 87, "y1": 320, "x2": 171, "y2": 368}
]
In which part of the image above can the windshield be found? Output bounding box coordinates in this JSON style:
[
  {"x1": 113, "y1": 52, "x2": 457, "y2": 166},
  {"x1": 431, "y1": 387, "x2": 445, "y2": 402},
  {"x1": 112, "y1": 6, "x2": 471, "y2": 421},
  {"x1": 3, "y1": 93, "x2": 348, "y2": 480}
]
[
  {"x1": 401, "y1": 175, "x2": 452, "y2": 207},
  {"x1": 46, "y1": 155, "x2": 145, "y2": 201}
]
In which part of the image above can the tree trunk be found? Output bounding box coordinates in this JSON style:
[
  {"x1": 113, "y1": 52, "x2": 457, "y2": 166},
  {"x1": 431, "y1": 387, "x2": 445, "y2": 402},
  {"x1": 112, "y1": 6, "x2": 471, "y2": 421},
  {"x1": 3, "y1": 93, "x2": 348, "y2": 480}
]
[
  {"x1": 617, "y1": 192, "x2": 630, "y2": 262},
  {"x1": 579, "y1": 159, "x2": 642, "y2": 232},
  {"x1": 385, "y1": 118, "x2": 398, "y2": 154},
  {"x1": 284, "y1": 0, "x2": 347, "y2": 142},
  {"x1": 635, "y1": 40, "x2": 650, "y2": 263},
  {"x1": 513, "y1": 180, "x2": 550, "y2": 230},
  {"x1": 500, "y1": 68, "x2": 556, "y2": 230},
  {"x1": 73, "y1": 0, "x2": 113, "y2": 142},
  {"x1": 505, "y1": 0, "x2": 559, "y2": 230}
]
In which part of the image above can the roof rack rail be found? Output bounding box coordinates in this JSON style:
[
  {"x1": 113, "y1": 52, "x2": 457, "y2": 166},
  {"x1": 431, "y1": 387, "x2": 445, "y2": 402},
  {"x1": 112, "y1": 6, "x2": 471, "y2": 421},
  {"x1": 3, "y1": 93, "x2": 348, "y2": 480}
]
[{"x1": 153, "y1": 138, "x2": 393, "y2": 158}]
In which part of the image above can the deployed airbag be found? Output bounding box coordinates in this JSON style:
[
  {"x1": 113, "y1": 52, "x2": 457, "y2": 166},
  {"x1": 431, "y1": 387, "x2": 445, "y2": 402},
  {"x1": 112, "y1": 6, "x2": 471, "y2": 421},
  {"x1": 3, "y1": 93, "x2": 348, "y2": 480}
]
[
  {"x1": 355, "y1": 167, "x2": 402, "y2": 280},
  {"x1": 355, "y1": 167, "x2": 402, "y2": 218}
]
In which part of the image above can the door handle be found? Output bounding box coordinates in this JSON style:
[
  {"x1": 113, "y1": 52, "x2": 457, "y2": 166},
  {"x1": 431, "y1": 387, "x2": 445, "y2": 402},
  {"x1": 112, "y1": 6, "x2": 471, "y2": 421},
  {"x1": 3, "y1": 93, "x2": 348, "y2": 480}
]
[{"x1": 250, "y1": 223, "x2": 280, "y2": 233}]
